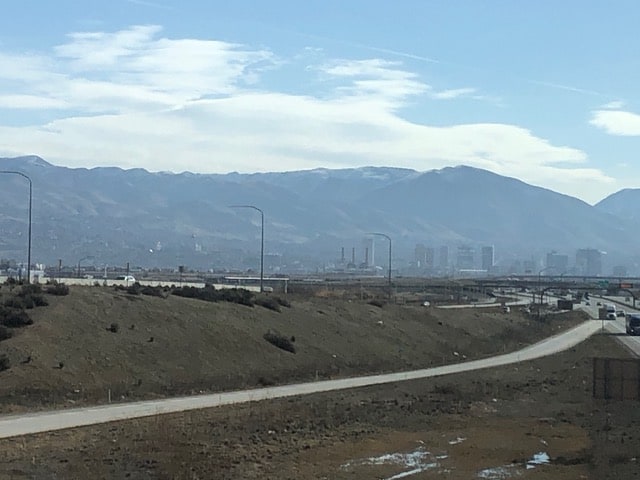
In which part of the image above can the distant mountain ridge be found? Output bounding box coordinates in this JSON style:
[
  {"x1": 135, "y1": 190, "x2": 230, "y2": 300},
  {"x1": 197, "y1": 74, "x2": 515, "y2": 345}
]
[
  {"x1": 0, "y1": 155, "x2": 637, "y2": 271},
  {"x1": 595, "y1": 188, "x2": 640, "y2": 222}
]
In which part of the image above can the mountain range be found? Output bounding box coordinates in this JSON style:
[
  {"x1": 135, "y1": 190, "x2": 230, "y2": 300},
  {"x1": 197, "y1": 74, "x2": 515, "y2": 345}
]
[{"x1": 0, "y1": 155, "x2": 638, "y2": 274}]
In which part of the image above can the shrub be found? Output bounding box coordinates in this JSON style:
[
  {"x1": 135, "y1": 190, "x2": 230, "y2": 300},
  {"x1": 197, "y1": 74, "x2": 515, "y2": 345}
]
[
  {"x1": 8, "y1": 294, "x2": 48, "y2": 309},
  {"x1": 368, "y1": 299, "x2": 386, "y2": 308},
  {"x1": 18, "y1": 284, "x2": 42, "y2": 297},
  {"x1": 171, "y1": 285, "x2": 254, "y2": 306},
  {"x1": 257, "y1": 376, "x2": 275, "y2": 386},
  {"x1": 0, "y1": 309, "x2": 33, "y2": 328},
  {"x1": 29, "y1": 294, "x2": 48, "y2": 307},
  {"x1": 276, "y1": 296, "x2": 291, "y2": 308},
  {"x1": 4, "y1": 297, "x2": 29, "y2": 309},
  {"x1": 46, "y1": 283, "x2": 69, "y2": 296},
  {"x1": 0, "y1": 354, "x2": 9, "y2": 372},
  {"x1": 0, "y1": 326, "x2": 11, "y2": 341},
  {"x1": 263, "y1": 331, "x2": 296, "y2": 353},
  {"x1": 218, "y1": 288, "x2": 254, "y2": 306},
  {"x1": 140, "y1": 285, "x2": 166, "y2": 298},
  {"x1": 255, "y1": 296, "x2": 281, "y2": 312},
  {"x1": 432, "y1": 383, "x2": 458, "y2": 395},
  {"x1": 172, "y1": 285, "x2": 216, "y2": 301}
]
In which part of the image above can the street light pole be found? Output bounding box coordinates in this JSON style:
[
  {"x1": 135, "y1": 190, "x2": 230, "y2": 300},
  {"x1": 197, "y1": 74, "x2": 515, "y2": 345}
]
[
  {"x1": 0, "y1": 171, "x2": 32, "y2": 283},
  {"x1": 537, "y1": 266, "x2": 556, "y2": 318},
  {"x1": 369, "y1": 232, "x2": 392, "y2": 300},
  {"x1": 537, "y1": 266, "x2": 553, "y2": 305},
  {"x1": 230, "y1": 205, "x2": 264, "y2": 293}
]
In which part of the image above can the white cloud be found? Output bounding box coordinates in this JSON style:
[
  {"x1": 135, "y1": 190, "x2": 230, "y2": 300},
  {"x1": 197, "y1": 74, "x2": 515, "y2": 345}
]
[
  {"x1": 1, "y1": 25, "x2": 274, "y2": 116},
  {"x1": 319, "y1": 58, "x2": 429, "y2": 107},
  {"x1": 590, "y1": 109, "x2": 640, "y2": 136},
  {"x1": 0, "y1": 94, "x2": 69, "y2": 109},
  {"x1": 0, "y1": 25, "x2": 611, "y2": 203},
  {"x1": 601, "y1": 100, "x2": 625, "y2": 109},
  {"x1": 430, "y1": 87, "x2": 476, "y2": 100}
]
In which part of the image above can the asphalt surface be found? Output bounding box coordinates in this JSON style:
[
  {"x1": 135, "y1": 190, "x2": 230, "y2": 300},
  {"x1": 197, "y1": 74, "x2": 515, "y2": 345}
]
[{"x1": 0, "y1": 319, "x2": 602, "y2": 440}]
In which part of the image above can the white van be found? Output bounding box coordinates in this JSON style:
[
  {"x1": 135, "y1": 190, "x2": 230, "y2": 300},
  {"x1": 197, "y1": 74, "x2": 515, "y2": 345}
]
[{"x1": 115, "y1": 275, "x2": 136, "y2": 282}]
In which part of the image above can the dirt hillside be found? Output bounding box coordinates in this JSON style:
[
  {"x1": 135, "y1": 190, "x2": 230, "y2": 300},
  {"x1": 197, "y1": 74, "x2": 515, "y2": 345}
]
[{"x1": 0, "y1": 283, "x2": 584, "y2": 412}]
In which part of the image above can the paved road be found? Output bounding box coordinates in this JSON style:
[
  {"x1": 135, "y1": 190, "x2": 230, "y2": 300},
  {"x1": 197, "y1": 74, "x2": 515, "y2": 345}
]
[
  {"x1": 0, "y1": 320, "x2": 602, "y2": 440},
  {"x1": 592, "y1": 296, "x2": 640, "y2": 356}
]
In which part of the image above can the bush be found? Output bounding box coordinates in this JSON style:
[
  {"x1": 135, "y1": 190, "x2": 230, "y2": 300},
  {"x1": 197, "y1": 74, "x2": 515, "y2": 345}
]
[
  {"x1": 4, "y1": 297, "x2": 29, "y2": 309},
  {"x1": 0, "y1": 326, "x2": 11, "y2": 341},
  {"x1": 263, "y1": 331, "x2": 296, "y2": 353},
  {"x1": 6, "y1": 294, "x2": 48, "y2": 309},
  {"x1": 46, "y1": 283, "x2": 69, "y2": 296},
  {"x1": 368, "y1": 299, "x2": 386, "y2": 308},
  {"x1": 172, "y1": 285, "x2": 218, "y2": 302},
  {"x1": 255, "y1": 296, "x2": 281, "y2": 312},
  {"x1": 140, "y1": 285, "x2": 166, "y2": 298},
  {"x1": 29, "y1": 294, "x2": 48, "y2": 307},
  {"x1": 18, "y1": 284, "x2": 42, "y2": 297},
  {"x1": 218, "y1": 288, "x2": 254, "y2": 306},
  {"x1": 0, "y1": 309, "x2": 33, "y2": 328},
  {"x1": 0, "y1": 354, "x2": 9, "y2": 372},
  {"x1": 172, "y1": 285, "x2": 254, "y2": 306},
  {"x1": 276, "y1": 296, "x2": 291, "y2": 308}
]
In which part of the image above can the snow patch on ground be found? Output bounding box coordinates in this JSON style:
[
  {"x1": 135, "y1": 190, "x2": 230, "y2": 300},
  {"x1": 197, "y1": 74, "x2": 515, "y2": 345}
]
[{"x1": 341, "y1": 446, "x2": 441, "y2": 479}]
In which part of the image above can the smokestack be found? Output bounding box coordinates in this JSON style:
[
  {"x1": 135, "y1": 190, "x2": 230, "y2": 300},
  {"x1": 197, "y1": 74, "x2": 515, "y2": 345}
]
[
  {"x1": 341, "y1": 247, "x2": 345, "y2": 263},
  {"x1": 365, "y1": 247, "x2": 369, "y2": 265},
  {"x1": 352, "y1": 247, "x2": 355, "y2": 264}
]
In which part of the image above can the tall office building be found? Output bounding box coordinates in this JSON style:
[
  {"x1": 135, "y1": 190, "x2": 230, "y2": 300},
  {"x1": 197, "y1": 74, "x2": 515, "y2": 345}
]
[
  {"x1": 456, "y1": 245, "x2": 474, "y2": 270},
  {"x1": 438, "y1": 245, "x2": 449, "y2": 270},
  {"x1": 481, "y1": 246, "x2": 495, "y2": 271},
  {"x1": 575, "y1": 248, "x2": 602, "y2": 276},
  {"x1": 546, "y1": 251, "x2": 569, "y2": 273},
  {"x1": 415, "y1": 244, "x2": 427, "y2": 267},
  {"x1": 415, "y1": 244, "x2": 435, "y2": 270},
  {"x1": 425, "y1": 247, "x2": 435, "y2": 269}
]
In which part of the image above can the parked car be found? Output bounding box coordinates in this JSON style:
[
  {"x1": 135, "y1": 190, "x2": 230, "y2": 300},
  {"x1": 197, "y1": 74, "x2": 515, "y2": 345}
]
[{"x1": 617, "y1": 309, "x2": 626, "y2": 317}]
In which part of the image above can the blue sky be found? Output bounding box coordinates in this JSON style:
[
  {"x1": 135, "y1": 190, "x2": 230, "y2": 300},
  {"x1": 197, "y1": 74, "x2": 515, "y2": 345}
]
[{"x1": 1, "y1": 0, "x2": 639, "y2": 204}]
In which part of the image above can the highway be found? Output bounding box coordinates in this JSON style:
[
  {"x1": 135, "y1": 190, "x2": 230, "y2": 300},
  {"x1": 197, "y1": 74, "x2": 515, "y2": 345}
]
[
  {"x1": 0, "y1": 319, "x2": 602, "y2": 440},
  {"x1": 582, "y1": 296, "x2": 640, "y2": 357}
]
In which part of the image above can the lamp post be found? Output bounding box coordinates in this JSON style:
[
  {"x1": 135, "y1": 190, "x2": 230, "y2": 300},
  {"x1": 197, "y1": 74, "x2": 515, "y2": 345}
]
[
  {"x1": 537, "y1": 266, "x2": 555, "y2": 305},
  {"x1": 368, "y1": 232, "x2": 392, "y2": 300},
  {"x1": 230, "y1": 205, "x2": 264, "y2": 293},
  {"x1": 77, "y1": 256, "x2": 94, "y2": 279},
  {"x1": 0, "y1": 171, "x2": 32, "y2": 283}
]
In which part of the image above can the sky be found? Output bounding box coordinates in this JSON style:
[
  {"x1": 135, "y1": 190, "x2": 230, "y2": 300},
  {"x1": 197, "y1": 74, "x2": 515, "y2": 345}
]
[{"x1": 0, "y1": 0, "x2": 639, "y2": 204}]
